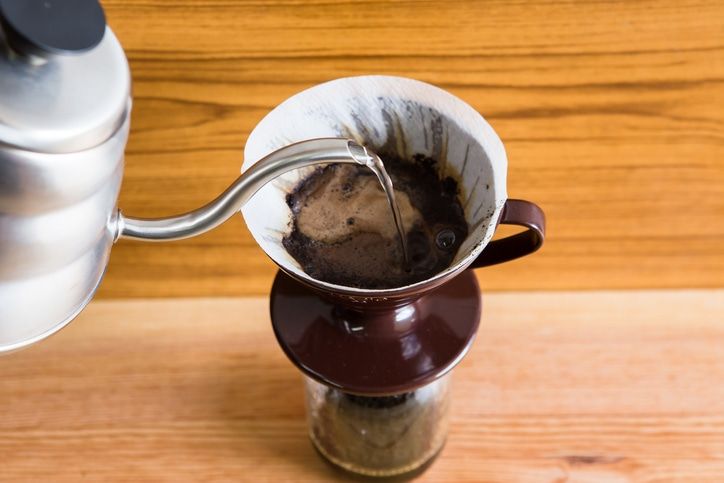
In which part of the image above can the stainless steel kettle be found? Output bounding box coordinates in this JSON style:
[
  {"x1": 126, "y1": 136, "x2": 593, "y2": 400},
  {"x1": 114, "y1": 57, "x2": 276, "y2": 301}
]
[{"x1": 0, "y1": 0, "x2": 377, "y2": 352}]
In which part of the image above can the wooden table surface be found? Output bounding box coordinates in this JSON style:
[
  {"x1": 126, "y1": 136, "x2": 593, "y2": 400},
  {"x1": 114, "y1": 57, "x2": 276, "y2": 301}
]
[
  {"x1": 96, "y1": 0, "x2": 724, "y2": 298},
  {"x1": 2, "y1": 290, "x2": 724, "y2": 482}
]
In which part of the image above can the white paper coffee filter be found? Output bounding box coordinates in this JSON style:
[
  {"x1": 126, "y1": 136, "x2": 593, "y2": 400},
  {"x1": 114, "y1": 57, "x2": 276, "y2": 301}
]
[{"x1": 241, "y1": 75, "x2": 508, "y2": 293}]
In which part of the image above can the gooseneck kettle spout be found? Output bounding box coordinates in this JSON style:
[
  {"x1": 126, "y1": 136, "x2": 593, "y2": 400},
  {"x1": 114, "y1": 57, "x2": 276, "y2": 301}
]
[{"x1": 116, "y1": 138, "x2": 378, "y2": 242}]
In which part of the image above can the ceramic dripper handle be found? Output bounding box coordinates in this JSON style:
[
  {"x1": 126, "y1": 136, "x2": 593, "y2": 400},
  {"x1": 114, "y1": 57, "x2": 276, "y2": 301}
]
[{"x1": 469, "y1": 199, "x2": 545, "y2": 268}]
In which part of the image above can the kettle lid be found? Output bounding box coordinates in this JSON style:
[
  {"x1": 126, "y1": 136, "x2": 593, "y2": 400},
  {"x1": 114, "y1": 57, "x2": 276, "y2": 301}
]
[{"x1": 0, "y1": 0, "x2": 130, "y2": 153}]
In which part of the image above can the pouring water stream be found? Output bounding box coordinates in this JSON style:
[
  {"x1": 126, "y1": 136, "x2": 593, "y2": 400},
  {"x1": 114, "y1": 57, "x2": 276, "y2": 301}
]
[{"x1": 346, "y1": 143, "x2": 410, "y2": 265}]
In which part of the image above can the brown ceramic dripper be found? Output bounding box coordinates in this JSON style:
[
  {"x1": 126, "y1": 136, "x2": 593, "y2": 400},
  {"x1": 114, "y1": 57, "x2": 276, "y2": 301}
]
[{"x1": 241, "y1": 76, "x2": 545, "y2": 477}]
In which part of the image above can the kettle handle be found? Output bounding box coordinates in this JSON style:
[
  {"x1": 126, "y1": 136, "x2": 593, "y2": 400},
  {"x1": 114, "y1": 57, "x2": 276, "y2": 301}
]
[{"x1": 468, "y1": 199, "x2": 545, "y2": 268}]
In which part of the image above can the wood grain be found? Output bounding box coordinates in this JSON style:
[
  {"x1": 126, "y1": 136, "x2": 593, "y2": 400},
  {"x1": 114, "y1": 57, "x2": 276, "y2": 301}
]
[
  {"x1": 96, "y1": 0, "x2": 724, "y2": 297},
  {"x1": 1, "y1": 290, "x2": 723, "y2": 481}
]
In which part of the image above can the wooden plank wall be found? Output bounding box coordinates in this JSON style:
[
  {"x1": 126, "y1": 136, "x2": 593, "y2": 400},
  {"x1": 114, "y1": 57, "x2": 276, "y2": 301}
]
[{"x1": 99, "y1": 0, "x2": 724, "y2": 297}]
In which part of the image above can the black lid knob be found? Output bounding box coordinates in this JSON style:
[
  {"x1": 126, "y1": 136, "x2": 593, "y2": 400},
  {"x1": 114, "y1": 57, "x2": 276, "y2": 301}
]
[{"x1": 0, "y1": 0, "x2": 106, "y2": 56}]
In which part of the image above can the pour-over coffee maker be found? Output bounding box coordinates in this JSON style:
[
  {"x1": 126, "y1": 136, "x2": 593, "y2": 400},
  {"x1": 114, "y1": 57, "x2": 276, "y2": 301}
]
[
  {"x1": 0, "y1": 1, "x2": 544, "y2": 477},
  {"x1": 241, "y1": 76, "x2": 545, "y2": 477}
]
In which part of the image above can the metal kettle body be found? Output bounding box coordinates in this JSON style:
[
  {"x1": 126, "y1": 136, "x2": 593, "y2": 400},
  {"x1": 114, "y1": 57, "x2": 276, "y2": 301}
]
[
  {"x1": 0, "y1": 0, "x2": 132, "y2": 351},
  {"x1": 0, "y1": 118, "x2": 129, "y2": 351}
]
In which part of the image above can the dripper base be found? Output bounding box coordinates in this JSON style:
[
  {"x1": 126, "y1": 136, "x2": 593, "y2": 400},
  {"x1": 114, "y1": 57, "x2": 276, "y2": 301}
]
[{"x1": 270, "y1": 270, "x2": 481, "y2": 395}]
